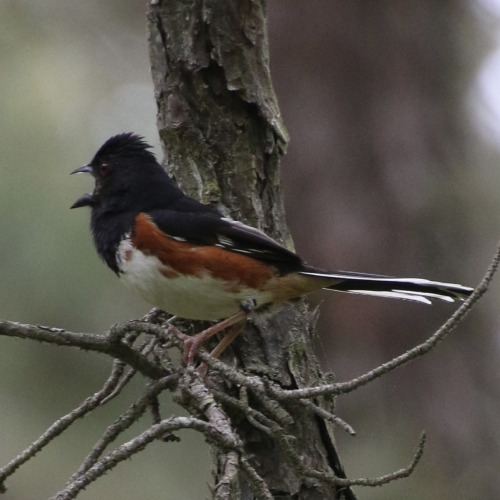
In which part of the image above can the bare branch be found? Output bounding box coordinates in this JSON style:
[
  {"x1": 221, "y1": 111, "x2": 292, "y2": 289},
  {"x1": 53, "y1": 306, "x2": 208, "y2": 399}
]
[
  {"x1": 0, "y1": 240, "x2": 486, "y2": 495},
  {"x1": 52, "y1": 415, "x2": 231, "y2": 500},
  {"x1": 300, "y1": 399, "x2": 356, "y2": 436},
  {"x1": 0, "y1": 359, "x2": 126, "y2": 490},
  {"x1": 213, "y1": 450, "x2": 241, "y2": 500},
  {"x1": 211, "y1": 388, "x2": 275, "y2": 437},
  {"x1": 69, "y1": 374, "x2": 178, "y2": 482},
  {"x1": 334, "y1": 432, "x2": 426, "y2": 488},
  {"x1": 239, "y1": 457, "x2": 274, "y2": 500},
  {"x1": 0, "y1": 320, "x2": 167, "y2": 379},
  {"x1": 99, "y1": 335, "x2": 160, "y2": 404},
  {"x1": 195, "y1": 350, "x2": 296, "y2": 429}
]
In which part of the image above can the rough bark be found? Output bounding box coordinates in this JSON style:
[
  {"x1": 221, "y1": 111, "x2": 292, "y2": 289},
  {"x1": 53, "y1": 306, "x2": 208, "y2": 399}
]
[{"x1": 147, "y1": 1, "x2": 351, "y2": 498}]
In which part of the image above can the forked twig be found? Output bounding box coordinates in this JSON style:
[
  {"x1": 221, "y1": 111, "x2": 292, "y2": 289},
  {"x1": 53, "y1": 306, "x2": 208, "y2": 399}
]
[
  {"x1": 52, "y1": 416, "x2": 230, "y2": 500},
  {"x1": 69, "y1": 374, "x2": 178, "y2": 482}
]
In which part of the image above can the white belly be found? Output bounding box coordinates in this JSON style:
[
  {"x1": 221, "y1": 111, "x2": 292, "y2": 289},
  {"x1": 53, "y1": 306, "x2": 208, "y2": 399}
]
[{"x1": 117, "y1": 239, "x2": 270, "y2": 320}]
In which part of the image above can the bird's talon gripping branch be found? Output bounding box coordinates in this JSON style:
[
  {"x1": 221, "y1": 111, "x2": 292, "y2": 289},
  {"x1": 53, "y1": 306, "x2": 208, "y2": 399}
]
[
  {"x1": 165, "y1": 322, "x2": 189, "y2": 343},
  {"x1": 179, "y1": 310, "x2": 249, "y2": 365}
]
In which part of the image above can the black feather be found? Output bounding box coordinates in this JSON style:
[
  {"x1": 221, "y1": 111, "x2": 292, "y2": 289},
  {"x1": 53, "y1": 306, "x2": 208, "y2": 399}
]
[
  {"x1": 91, "y1": 133, "x2": 157, "y2": 165},
  {"x1": 73, "y1": 133, "x2": 474, "y2": 304}
]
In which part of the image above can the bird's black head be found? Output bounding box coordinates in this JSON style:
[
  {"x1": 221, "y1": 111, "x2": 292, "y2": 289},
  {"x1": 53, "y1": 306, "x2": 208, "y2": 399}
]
[{"x1": 71, "y1": 133, "x2": 182, "y2": 213}]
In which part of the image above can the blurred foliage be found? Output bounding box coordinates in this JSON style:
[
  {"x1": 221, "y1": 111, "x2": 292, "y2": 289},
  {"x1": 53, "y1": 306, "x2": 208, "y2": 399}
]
[{"x1": 0, "y1": 1, "x2": 499, "y2": 499}]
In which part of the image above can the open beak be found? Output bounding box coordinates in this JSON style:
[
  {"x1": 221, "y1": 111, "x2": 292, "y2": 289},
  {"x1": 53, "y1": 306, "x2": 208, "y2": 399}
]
[
  {"x1": 70, "y1": 192, "x2": 95, "y2": 209},
  {"x1": 70, "y1": 164, "x2": 96, "y2": 208},
  {"x1": 70, "y1": 164, "x2": 93, "y2": 175}
]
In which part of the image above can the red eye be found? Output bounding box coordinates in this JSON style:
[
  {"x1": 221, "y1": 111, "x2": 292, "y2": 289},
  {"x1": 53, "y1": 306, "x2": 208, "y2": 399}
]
[{"x1": 100, "y1": 163, "x2": 110, "y2": 177}]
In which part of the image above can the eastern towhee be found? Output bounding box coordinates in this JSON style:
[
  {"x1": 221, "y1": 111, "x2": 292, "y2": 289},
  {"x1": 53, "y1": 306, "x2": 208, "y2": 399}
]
[{"x1": 71, "y1": 133, "x2": 473, "y2": 363}]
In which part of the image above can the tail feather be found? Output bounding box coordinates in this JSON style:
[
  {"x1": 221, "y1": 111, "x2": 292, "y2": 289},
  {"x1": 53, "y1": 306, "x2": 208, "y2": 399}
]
[{"x1": 300, "y1": 271, "x2": 473, "y2": 305}]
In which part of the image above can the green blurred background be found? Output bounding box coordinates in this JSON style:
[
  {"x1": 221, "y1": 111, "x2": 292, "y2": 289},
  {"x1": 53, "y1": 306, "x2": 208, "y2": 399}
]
[{"x1": 1, "y1": 1, "x2": 499, "y2": 499}]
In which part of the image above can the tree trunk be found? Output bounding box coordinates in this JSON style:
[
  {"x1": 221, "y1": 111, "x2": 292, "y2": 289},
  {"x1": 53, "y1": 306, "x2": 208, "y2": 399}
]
[{"x1": 147, "y1": 1, "x2": 352, "y2": 498}]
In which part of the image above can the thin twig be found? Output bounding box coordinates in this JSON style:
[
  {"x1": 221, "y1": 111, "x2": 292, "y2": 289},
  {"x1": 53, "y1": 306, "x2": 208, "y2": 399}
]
[
  {"x1": 0, "y1": 321, "x2": 166, "y2": 379},
  {"x1": 0, "y1": 359, "x2": 125, "y2": 489},
  {"x1": 239, "y1": 457, "x2": 274, "y2": 499},
  {"x1": 333, "y1": 432, "x2": 426, "y2": 487},
  {"x1": 69, "y1": 374, "x2": 178, "y2": 482},
  {"x1": 53, "y1": 415, "x2": 234, "y2": 500},
  {"x1": 197, "y1": 351, "x2": 295, "y2": 428},
  {"x1": 300, "y1": 399, "x2": 356, "y2": 436},
  {"x1": 99, "y1": 336, "x2": 159, "y2": 405},
  {"x1": 212, "y1": 389, "x2": 274, "y2": 436}
]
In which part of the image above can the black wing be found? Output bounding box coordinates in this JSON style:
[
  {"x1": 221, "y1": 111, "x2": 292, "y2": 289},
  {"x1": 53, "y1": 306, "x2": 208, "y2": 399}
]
[{"x1": 147, "y1": 204, "x2": 304, "y2": 274}]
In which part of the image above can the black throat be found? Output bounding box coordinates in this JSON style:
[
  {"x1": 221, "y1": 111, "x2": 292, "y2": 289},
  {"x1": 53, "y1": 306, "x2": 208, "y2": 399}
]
[{"x1": 90, "y1": 209, "x2": 136, "y2": 274}]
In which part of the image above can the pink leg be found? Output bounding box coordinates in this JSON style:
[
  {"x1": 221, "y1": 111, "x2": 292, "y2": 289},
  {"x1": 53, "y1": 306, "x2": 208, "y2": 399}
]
[
  {"x1": 195, "y1": 321, "x2": 247, "y2": 377},
  {"x1": 181, "y1": 310, "x2": 249, "y2": 365},
  {"x1": 209, "y1": 321, "x2": 246, "y2": 359}
]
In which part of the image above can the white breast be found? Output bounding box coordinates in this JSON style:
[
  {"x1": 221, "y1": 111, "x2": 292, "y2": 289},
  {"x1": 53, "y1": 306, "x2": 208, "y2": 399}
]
[{"x1": 116, "y1": 238, "x2": 271, "y2": 321}]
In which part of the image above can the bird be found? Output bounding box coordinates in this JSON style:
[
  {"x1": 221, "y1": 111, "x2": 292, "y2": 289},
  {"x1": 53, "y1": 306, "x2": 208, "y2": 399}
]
[{"x1": 71, "y1": 133, "x2": 474, "y2": 363}]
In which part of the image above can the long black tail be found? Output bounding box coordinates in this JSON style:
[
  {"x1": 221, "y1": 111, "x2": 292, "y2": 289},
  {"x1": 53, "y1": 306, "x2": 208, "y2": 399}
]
[{"x1": 300, "y1": 270, "x2": 473, "y2": 304}]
